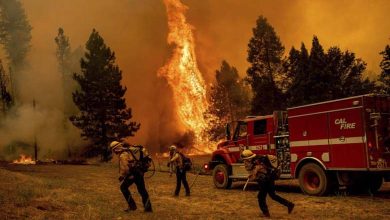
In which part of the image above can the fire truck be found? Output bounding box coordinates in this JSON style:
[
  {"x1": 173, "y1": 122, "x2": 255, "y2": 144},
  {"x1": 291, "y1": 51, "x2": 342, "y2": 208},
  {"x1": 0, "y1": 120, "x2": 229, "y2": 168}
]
[{"x1": 207, "y1": 94, "x2": 390, "y2": 196}]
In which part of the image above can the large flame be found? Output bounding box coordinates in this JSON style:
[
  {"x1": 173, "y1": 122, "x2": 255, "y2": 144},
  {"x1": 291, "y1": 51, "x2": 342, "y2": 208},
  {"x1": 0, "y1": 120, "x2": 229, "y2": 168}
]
[{"x1": 159, "y1": 0, "x2": 213, "y2": 153}]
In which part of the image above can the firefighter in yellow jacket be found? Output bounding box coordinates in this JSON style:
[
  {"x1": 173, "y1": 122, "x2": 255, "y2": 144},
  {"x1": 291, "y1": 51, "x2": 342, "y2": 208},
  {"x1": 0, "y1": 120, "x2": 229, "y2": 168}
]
[
  {"x1": 242, "y1": 149, "x2": 294, "y2": 218},
  {"x1": 110, "y1": 141, "x2": 152, "y2": 212},
  {"x1": 168, "y1": 145, "x2": 190, "y2": 196}
]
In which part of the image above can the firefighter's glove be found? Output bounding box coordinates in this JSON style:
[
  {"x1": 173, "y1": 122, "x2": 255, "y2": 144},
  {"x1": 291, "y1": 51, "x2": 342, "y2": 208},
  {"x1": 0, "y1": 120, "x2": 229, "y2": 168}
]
[{"x1": 118, "y1": 176, "x2": 125, "y2": 182}]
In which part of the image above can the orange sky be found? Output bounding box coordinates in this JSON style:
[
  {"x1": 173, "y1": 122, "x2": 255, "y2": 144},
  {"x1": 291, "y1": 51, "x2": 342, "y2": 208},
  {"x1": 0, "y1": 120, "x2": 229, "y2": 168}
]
[{"x1": 18, "y1": 0, "x2": 390, "y2": 147}]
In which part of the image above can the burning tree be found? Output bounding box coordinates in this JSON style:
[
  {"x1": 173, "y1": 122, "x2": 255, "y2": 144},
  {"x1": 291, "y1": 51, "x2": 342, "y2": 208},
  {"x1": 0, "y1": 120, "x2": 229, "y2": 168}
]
[
  {"x1": 70, "y1": 29, "x2": 140, "y2": 161},
  {"x1": 159, "y1": 0, "x2": 213, "y2": 153}
]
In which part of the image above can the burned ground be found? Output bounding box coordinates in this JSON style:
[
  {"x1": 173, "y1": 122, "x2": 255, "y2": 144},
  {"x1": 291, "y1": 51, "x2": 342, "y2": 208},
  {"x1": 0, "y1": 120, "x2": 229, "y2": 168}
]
[{"x1": 1, "y1": 160, "x2": 390, "y2": 220}]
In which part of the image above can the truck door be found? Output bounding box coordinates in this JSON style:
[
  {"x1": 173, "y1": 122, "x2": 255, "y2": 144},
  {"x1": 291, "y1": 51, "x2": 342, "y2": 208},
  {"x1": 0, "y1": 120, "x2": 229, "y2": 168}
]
[
  {"x1": 251, "y1": 119, "x2": 270, "y2": 154},
  {"x1": 329, "y1": 108, "x2": 366, "y2": 168},
  {"x1": 227, "y1": 121, "x2": 249, "y2": 161}
]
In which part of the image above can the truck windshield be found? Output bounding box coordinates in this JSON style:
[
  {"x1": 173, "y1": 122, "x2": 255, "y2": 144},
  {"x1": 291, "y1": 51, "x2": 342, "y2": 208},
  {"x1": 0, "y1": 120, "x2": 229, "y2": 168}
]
[{"x1": 233, "y1": 122, "x2": 247, "y2": 140}]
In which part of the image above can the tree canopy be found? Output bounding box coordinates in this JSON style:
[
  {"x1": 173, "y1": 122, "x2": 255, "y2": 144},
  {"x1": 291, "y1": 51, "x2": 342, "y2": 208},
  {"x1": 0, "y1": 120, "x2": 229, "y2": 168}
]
[
  {"x1": 207, "y1": 60, "x2": 250, "y2": 140},
  {"x1": 246, "y1": 16, "x2": 285, "y2": 115},
  {"x1": 0, "y1": 0, "x2": 31, "y2": 101},
  {"x1": 379, "y1": 45, "x2": 390, "y2": 94},
  {"x1": 284, "y1": 36, "x2": 375, "y2": 107}
]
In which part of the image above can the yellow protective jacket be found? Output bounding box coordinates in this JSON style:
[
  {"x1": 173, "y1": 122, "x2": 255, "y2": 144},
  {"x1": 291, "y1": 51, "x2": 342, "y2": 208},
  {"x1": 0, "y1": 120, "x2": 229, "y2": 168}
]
[
  {"x1": 245, "y1": 158, "x2": 268, "y2": 182},
  {"x1": 119, "y1": 151, "x2": 135, "y2": 178},
  {"x1": 118, "y1": 146, "x2": 150, "y2": 178},
  {"x1": 169, "y1": 152, "x2": 183, "y2": 172}
]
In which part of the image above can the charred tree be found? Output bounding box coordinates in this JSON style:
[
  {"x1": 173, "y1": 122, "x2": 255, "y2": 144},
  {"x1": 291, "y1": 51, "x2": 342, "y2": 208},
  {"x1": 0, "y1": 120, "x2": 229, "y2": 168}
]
[{"x1": 0, "y1": 60, "x2": 12, "y2": 115}]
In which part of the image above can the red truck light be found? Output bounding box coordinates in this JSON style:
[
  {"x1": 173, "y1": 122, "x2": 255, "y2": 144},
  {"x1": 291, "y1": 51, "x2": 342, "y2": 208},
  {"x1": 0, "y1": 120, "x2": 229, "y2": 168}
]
[{"x1": 204, "y1": 163, "x2": 209, "y2": 170}]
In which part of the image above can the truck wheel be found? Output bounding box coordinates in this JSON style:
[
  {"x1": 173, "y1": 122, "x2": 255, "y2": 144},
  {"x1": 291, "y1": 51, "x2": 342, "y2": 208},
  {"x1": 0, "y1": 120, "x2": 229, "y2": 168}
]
[
  {"x1": 299, "y1": 163, "x2": 329, "y2": 196},
  {"x1": 212, "y1": 164, "x2": 232, "y2": 189}
]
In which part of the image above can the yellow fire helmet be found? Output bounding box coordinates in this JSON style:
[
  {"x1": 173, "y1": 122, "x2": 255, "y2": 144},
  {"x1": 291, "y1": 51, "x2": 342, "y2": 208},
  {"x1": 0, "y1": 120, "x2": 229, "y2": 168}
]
[
  {"x1": 110, "y1": 141, "x2": 122, "y2": 151},
  {"x1": 168, "y1": 145, "x2": 177, "y2": 152},
  {"x1": 241, "y1": 149, "x2": 256, "y2": 160}
]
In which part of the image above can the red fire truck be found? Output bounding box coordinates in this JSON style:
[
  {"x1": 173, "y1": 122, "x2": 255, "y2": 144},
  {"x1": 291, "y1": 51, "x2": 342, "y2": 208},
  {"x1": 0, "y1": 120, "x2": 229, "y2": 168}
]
[{"x1": 207, "y1": 94, "x2": 390, "y2": 195}]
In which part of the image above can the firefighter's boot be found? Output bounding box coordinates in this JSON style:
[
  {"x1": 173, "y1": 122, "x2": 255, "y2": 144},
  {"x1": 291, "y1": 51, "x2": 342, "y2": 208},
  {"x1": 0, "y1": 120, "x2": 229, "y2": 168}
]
[
  {"x1": 288, "y1": 203, "x2": 295, "y2": 214},
  {"x1": 125, "y1": 197, "x2": 137, "y2": 212},
  {"x1": 263, "y1": 211, "x2": 271, "y2": 218},
  {"x1": 143, "y1": 198, "x2": 153, "y2": 212}
]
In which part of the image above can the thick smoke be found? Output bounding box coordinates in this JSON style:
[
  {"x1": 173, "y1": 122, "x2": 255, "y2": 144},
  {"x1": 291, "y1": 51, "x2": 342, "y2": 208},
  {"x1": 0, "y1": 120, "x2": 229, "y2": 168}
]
[{"x1": 1, "y1": 0, "x2": 388, "y2": 157}]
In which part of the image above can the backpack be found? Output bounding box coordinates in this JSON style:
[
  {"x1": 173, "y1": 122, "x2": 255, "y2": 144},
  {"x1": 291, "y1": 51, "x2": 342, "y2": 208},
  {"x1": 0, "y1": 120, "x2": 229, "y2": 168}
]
[
  {"x1": 266, "y1": 154, "x2": 281, "y2": 180},
  {"x1": 126, "y1": 145, "x2": 152, "y2": 173},
  {"x1": 179, "y1": 152, "x2": 192, "y2": 171}
]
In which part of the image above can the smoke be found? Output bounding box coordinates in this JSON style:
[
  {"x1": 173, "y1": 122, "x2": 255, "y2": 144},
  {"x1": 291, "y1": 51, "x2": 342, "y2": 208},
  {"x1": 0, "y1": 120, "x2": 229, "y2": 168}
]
[
  {"x1": 0, "y1": 0, "x2": 388, "y2": 157},
  {"x1": 184, "y1": 0, "x2": 390, "y2": 78}
]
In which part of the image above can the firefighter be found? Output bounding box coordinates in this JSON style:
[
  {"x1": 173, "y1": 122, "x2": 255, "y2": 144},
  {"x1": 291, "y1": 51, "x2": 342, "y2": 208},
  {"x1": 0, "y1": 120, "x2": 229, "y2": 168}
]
[
  {"x1": 167, "y1": 145, "x2": 190, "y2": 196},
  {"x1": 110, "y1": 141, "x2": 153, "y2": 212},
  {"x1": 241, "y1": 149, "x2": 294, "y2": 217}
]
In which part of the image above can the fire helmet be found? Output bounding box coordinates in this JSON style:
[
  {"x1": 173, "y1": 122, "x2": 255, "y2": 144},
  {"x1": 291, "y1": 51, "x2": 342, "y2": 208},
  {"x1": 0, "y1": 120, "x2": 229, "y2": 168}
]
[
  {"x1": 110, "y1": 141, "x2": 122, "y2": 151},
  {"x1": 168, "y1": 145, "x2": 177, "y2": 151},
  {"x1": 241, "y1": 149, "x2": 256, "y2": 160}
]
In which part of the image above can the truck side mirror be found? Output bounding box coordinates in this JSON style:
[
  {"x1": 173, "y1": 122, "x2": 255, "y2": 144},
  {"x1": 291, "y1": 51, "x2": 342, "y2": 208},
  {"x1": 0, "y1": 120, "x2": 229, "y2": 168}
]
[{"x1": 226, "y1": 123, "x2": 231, "y2": 140}]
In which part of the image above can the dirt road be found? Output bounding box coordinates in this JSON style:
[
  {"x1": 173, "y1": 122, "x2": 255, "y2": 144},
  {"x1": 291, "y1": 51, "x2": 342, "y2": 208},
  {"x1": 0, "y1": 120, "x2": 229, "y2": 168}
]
[{"x1": 1, "y1": 163, "x2": 390, "y2": 219}]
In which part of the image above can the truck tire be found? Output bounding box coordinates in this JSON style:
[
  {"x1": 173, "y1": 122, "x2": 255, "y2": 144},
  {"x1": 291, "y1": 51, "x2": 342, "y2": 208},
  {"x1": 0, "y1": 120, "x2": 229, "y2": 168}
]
[
  {"x1": 212, "y1": 164, "x2": 232, "y2": 189},
  {"x1": 298, "y1": 163, "x2": 330, "y2": 196}
]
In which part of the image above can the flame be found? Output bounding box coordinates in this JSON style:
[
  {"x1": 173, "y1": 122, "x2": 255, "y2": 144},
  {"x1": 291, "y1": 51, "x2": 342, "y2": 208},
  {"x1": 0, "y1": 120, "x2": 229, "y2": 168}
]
[
  {"x1": 12, "y1": 154, "x2": 36, "y2": 165},
  {"x1": 159, "y1": 0, "x2": 214, "y2": 153}
]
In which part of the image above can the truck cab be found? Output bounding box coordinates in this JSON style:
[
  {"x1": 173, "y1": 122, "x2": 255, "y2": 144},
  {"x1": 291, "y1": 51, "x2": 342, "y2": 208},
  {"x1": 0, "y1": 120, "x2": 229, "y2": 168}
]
[{"x1": 209, "y1": 112, "x2": 289, "y2": 189}]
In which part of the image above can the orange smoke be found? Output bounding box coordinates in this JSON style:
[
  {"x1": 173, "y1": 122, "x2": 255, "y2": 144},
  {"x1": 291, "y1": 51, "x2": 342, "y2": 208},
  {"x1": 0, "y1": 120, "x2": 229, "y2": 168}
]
[{"x1": 159, "y1": 0, "x2": 213, "y2": 153}]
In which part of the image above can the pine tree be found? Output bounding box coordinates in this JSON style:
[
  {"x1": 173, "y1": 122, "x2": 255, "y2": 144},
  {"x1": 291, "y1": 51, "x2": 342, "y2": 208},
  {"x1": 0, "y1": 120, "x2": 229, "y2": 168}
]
[
  {"x1": 55, "y1": 27, "x2": 71, "y2": 76},
  {"x1": 0, "y1": 0, "x2": 32, "y2": 100},
  {"x1": 70, "y1": 29, "x2": 140, "y2": 161},
  {"x1": 207, "y1": 60, "x2": 250, "y2": 141},
  {"x1": 246, "y1": 16, "x2": 285, "y2": 115},
  {"x1": 379, "y1": 45, "x2": 390, "y2": 94},
  {"x1": 285, "y1": 36, "x2": 375, "y2": 107},
  {"x1": 54, "y1": 27, "x2": 79, "y2": 116},
  {"x1": 306, "y1": 36, "x2": 332, "y2": 103},
  {"x1": 284, "y1": 43, "x2": 310, "y2": 106},
  {"x1": 326, "y1": 46, "x2": 374, "y2": 97}
]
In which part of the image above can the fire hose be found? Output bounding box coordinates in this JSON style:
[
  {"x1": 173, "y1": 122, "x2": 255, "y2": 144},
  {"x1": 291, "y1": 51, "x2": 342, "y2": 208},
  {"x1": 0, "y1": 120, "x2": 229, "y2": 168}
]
[
  {"x1": 189, "y1": 169, "x2": 201, "y2": 189},
  {"x1": 243, "y1": 177, "x2": 250, "y2": 191}
]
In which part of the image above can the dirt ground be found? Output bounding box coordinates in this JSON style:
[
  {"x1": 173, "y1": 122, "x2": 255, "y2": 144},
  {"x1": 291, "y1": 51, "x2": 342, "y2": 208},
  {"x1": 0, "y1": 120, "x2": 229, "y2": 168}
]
[{"x1": 1, "y1": 159, "x2": 390, "y2": 220}]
